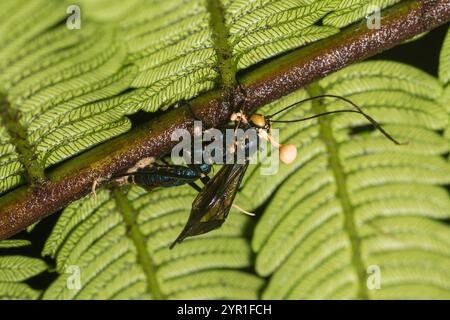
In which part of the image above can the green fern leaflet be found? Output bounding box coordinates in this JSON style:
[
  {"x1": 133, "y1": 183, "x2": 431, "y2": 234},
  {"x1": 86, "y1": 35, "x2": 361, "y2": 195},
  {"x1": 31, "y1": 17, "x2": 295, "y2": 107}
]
[{"x1": 0, "y1": 0, "x2": 448, "y2": 300}]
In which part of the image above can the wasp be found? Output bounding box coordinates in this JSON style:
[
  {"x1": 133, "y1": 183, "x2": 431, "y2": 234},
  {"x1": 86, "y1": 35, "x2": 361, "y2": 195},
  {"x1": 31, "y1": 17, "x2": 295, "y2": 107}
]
[{"x1": 169, "y1": 94, "x2": 402, "y2": 248}]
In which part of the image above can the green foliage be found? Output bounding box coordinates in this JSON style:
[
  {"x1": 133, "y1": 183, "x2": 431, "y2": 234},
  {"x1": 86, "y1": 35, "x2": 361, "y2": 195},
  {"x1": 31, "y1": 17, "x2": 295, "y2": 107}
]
[
  {"x1": 0, "y1": 256, "x2": 46, "y2": 282},
  {"x1": 0, "y1": 1, "x2": 449, "y2": 301},
  {"x1": 440, "y1": 28, "x2": 450, "y2": 141},
  {"x1": 0, "y1": 240, "x2": 31, "y2": 249},
  {"x1": 39, "y1": 57, "x2": 450, "y2": 300},
  {"x1": 440, "y1": 27, "x2": 450, "y2": 86},
  {"x1": 252, "y1": 61, "x2": 450, "y2": 299},
  {"x1": 42, "y1": 187, "x2": 262, "y2": 299},
  {"x1": 0, "y1": 0, "x2": 133, "y2": 193},
  {"x1": 0, "y1": 0, "x2": 404, "y2": 194},
  {"x1": 323, "y1": 0, "x2": 402, "y2": 28},
  {"x1": 0, "y1": 240, "x2": 46, "y2": 299},
  {"x1": 227, "y1": 0, "x2": 341, "y2": 70}
]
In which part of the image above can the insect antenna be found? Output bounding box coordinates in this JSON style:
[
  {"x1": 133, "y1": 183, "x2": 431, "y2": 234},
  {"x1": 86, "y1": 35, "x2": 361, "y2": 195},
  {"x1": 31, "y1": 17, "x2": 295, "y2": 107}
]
[{"x1": 267, "y1": 94, "x2": 404, "y2": 145}]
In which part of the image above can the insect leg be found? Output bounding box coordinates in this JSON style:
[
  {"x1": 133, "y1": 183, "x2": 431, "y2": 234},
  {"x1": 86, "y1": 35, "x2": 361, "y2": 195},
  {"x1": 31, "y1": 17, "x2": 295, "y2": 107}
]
[
  {"x1": 188, "y1": 182, "x2": 203, "y2": 193},
  {"x1": 232, "y1": 204, "x2": 255, "y2": 216},
  {"x1": 91, "y1": 177, "x2": 109, "y2": 198}
]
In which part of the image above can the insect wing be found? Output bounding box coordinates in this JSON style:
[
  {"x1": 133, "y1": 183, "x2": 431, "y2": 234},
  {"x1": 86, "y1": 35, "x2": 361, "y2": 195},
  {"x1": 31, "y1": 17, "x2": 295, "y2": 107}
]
[{"x1": 170, "y1": 163, "x2": 249, "y2": 248}]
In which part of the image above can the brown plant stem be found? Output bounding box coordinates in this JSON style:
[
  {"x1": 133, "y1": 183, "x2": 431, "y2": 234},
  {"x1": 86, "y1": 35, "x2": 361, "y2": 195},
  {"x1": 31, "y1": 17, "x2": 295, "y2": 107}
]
[{"x1": 0, "y1": 0, "x2": 448, "y2": 240}]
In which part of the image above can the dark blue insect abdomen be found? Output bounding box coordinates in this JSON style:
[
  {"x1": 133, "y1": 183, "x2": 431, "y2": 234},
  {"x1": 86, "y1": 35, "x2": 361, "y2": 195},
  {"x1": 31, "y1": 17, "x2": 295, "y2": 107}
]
[
  {"x1": 197, "y1": 163, "x2": 211, "y2": 174},
  {"x1": 132, "y1": 173, "x2": 184, "y2": 188},
  {"x1": 130, "y1": 164, "x2": 211, "y2": 189}
]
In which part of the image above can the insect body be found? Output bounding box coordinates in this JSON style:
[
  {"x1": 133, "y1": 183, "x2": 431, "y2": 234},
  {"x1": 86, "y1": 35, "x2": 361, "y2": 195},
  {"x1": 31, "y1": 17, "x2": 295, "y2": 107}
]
[
  {"x1": 170, "y1": 161, "x2": 249, "y2": 248},
  {"x1": 113, "y1": 163, "x2": 211, "y2": 192},
  {"x1": 170, "y1": 94, "x2": 402, "y2": 248},
  {"x1": 170, "y1": 121, "x2": 256, "y2": 248}
]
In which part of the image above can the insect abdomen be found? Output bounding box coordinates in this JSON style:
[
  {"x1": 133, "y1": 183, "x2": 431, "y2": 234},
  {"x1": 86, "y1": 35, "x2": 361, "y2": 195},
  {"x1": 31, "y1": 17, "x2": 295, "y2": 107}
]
[{"x1": 131, "y1": 166, "x2": 204, "y2": 188}]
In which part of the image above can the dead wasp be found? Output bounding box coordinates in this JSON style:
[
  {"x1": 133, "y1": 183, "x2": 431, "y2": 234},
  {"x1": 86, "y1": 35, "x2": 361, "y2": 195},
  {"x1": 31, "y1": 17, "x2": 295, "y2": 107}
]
[{"x1": 170, "y1": 94, "x2": 401, "y2": 248}]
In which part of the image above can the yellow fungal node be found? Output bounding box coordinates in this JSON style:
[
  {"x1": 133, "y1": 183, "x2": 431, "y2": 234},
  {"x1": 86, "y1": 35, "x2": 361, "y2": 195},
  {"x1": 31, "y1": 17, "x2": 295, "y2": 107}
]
[{"x1": 279, "y1": 144, "x2": 297, "y2": 165}]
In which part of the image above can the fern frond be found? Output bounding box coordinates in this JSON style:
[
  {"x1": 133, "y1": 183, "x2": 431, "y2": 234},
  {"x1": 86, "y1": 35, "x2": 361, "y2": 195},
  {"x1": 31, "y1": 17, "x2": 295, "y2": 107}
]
[
  {"x1": 118, "y1": 0, "x2": 218, "y2": 113},
  {"x1": 0, "y1": 256, "x2": 47, "y2": 282},
  {"x1": 443, "y1": 86, "x2": 450, "y2": 141},
  {"x1": 0, "y1": 0, "x2": 418, "y2": 195},
  {"x1": 250, "y1": 61, "x2": 450, "y2": 299},
  {"x1": 0, "y1": 239, "x2": 46, "y2": 299},
  {"x1": 323, "y1": 0, "x2": 402, "y2": 28},
  {"x1": 439, "y1": 27, "x2": 450, "y2": 86},
  {"x1": 228, "y1": 0, "x2": 340, "y2": 69},
  {"x1": 0, "y1": 125, "x2": 23, "y2": 193},
  {"x1": 0, "y1": 0, "x2": 66, "y2": 82},
  {"x1": 74, "y1": 0, "x2": 143, "y2": 22},
  {"x1": 0, "y1": 282, "x2": 42, "y2": 300},
  {"x1": 42, "y1": 187, "x2": 263, "y2": 300},
  {"x1": 234, "y1": 24, "x2": 339, "y2": 70},
  {"x1": 0, "y1": 17, "x2": 133, "y2": 192},
  {"x1": 0, "y1": 239, "x2": 31, "y2": 248},
  {"x1": 0, "y1": 1, "x2": 447, "y2": 300}
]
